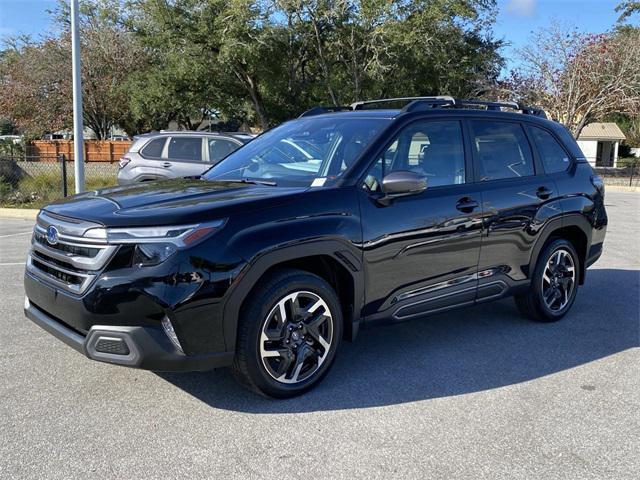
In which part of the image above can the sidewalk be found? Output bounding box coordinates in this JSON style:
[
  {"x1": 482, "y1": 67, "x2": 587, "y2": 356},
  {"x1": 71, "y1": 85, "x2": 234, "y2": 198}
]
[{"x1": 0, "y1": 208, "x2": 38, "y2": 220}]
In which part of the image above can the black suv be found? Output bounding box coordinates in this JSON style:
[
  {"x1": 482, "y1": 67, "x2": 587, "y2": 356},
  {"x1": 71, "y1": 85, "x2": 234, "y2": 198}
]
[{"x1": 24, "y1": 97, "x2": 607, "y2": 397}]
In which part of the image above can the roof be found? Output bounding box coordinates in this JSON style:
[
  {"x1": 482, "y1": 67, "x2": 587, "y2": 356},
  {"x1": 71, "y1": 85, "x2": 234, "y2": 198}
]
[
  {"x1": 133, "y1": 131, "x2": 255, "y2": 142},
  {"x1": 578, "y1": 123, "x2": 626, "y2": 141},
  {"x1": 308, "y1": 108, "x2": 560, "y2": 130}
]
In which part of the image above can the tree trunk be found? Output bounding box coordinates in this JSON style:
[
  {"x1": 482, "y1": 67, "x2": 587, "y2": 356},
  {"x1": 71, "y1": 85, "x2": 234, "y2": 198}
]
[
  {"x1": 247, "y1": 82, "x2": 268, "y2": 131},
  {"x1": 305, "y1": 9, "x2": 339, "y2": 106},
  {"x1": 235, "y1": 67, "x2": 268, "y2": 130}
]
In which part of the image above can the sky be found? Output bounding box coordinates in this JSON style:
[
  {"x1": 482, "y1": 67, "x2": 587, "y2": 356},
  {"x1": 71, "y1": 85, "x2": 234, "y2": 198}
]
[
  {"x1": 495, "y1": 0, "x2": 625, "y2": 71},
  {"x1": 0, "y1": 0, "x2": 631, "y2": 74}
]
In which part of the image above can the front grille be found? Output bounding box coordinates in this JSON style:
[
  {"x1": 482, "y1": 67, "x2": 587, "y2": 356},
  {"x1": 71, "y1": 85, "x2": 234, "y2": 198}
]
[
  {"x1": 26, "y1": 211, "x2": 118, "y2": 295},
  {"x1": 33, "y1": 230, "x2": 101, "y2": 257},
  {"x1": 31, "y1": 257, "x2": 85, "y2": 285}
]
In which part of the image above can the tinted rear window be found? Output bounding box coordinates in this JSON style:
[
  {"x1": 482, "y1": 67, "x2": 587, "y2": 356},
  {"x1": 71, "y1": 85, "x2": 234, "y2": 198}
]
[
  {"x1": 470, "y1": 121, "x2": 534, "y2": 181},
  {"x1": 530, "y1": 126, "x2": 571, "y2": 173},
  {"x1": 208, "y1": 139, "x2": 239, "y2": 162},
  {"x1": 141, "y1": 138, "x2": 166, "y2": 158}
]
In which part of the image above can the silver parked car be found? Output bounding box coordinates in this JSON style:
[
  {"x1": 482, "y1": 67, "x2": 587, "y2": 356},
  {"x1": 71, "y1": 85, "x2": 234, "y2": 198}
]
[{"x1": 117, "y1": 131, "x2": 254, "y2": 185}]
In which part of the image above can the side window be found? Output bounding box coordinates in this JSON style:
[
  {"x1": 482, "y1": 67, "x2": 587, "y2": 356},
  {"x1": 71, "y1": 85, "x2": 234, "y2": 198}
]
[
  {"x1": 363, "y1": 121, "x2": 465, "y2": 192},
  {"x1": 140, "y1": 138, "x2": 166, "y2": 158},
  {"x1": 530, "y1": 126, "x2": 571, "y2": 173},
  {"x1": 469, "y1": 121, "x2": 534, "y2": 181},
  {"x1": 167, "y1": 137, "x2": 203, "y2": 162},
  {"x1": 208, "y1": 139, "x2": 239, "y2": 163}
]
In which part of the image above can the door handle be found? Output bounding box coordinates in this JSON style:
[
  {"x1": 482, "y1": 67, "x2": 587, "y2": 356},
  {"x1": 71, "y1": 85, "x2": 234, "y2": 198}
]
[
  {"x1": 162, "y1": 162, "x2": 172, "y2": 168},
  {"x1": 456, "y1": 197, "x2": 479, "y2": 213},
  {"x1": 536, "y1": 186, "x2": 552, "y2": 199}
]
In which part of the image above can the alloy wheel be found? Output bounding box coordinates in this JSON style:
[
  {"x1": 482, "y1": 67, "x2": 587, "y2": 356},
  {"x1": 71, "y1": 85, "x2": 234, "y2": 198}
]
[
  {"x1": 259, "y1": 291, "x2": 334, "y2": 384},
  {"x1": 541, "y1": 248, "x2": 576, "y2": 312}
]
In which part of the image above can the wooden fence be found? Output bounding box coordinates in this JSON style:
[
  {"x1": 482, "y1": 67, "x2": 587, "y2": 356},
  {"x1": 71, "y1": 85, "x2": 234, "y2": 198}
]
[{"x1": 25, "y1": 140, "x2": 132, "y2": 162}]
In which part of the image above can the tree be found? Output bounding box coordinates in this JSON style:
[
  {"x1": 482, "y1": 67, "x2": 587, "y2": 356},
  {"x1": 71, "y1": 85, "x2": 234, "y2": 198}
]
[
  {"x1": 607, "y1": 113, "x2": 640, "y2": 148},
  {"x1": 0, "y1": 0, "x2": 149, "y2": 139},
  {"x1": 503, "y1": 25, "x2": 640, "y2": 138},
  {"x1": 0, "y1": 118, "x2": 17, "y2": 135},
  {"x1": 2, "y1": 0, "x2": 504, "y2": 133},
  {"x1": 616, "y1": 1, "x2": 640, "y2": 21},
  {"x1": 127, "y1": 0, "x2": 280, "y2": 130},
  {"x1": 126, "y1": 0, "x2": 503, "y2": 129},
  {"x1": 55, "y1": 0, "x2": 152, "y2": 138},
  {"x1": 0, "y1": 37, "x2": 72, "y2": 139}
]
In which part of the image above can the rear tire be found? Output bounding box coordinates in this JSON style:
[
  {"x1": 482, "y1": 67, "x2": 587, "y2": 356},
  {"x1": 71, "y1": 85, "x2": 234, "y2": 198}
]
[
  {"x1": 515, "y1": 238, "x2": 579, "y2": 322},
  {"x1": 232, "y1": 268, "x2": 342, "y2": 398}
]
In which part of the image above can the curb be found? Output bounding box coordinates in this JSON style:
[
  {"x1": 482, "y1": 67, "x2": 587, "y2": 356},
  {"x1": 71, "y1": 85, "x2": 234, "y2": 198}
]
[
  {"x1": 0, "y1": 208, "x2": 39, "y2": 220},
  {"x1": 604, "y1": 185, "x2": 640, "y2": 193}
]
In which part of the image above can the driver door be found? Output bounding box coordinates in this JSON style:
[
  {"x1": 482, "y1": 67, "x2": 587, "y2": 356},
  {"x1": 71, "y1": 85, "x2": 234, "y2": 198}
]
[{"x1": 358, "y1": 119, "x2": 484, "y2": 321}]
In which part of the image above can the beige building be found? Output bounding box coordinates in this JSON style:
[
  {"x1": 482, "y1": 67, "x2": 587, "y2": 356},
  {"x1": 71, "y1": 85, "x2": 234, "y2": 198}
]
[{"x1": 576, "y1": 123, "x2": 626, "y2": 168}]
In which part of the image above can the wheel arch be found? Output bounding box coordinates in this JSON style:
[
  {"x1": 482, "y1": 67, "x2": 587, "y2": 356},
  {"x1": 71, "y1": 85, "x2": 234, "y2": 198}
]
[
  {"x1": 222, "y1": 241, "x2": 364, "y2": 351},
  {"x1": 528, "y1": 215, "x2": 592, "y2": 285}
]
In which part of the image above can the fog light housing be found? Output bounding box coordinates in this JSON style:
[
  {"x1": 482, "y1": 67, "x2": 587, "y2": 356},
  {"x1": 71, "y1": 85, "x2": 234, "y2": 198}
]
[{"x1": 161, "y1": 316, "x2": 184, "y2": 354}]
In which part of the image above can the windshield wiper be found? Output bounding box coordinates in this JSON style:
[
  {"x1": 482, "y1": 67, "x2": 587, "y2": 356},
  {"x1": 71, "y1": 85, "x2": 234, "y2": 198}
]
[{"x1": 224, "y1": 178, "x2": 278, "y2": 186}]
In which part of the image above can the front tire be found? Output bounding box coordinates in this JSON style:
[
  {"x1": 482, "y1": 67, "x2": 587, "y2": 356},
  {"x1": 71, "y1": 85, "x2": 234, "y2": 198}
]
[
  {"x1": 515, "y1": 238, "x2": 579, "y2": 322},
  {"x1": 232, "y1": 269, "x2": 343, "y2": 398}
]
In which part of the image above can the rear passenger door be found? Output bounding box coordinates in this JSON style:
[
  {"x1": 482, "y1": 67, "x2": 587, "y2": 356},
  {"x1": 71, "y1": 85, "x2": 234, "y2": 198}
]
[
  {"x1": 468, "y1": 119, "x2": 560, "y2": 300},
  {"x1": 165, "y1": 136, "x2": 208, "y2": 178},
  {"x1": 134, "y1": 137, "x2": 170, "y2": 180}
]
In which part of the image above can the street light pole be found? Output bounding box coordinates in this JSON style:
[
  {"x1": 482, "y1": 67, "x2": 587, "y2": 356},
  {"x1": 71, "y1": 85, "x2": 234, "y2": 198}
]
[{"x1": 70, "y1": 0, "x2": 85, "y2": 193}]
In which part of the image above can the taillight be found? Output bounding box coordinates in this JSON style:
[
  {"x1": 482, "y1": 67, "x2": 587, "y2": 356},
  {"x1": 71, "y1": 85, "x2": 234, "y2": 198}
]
[
  {"x1": 118, "y1": 155, "x2": 131, "y2": 169},
  {"x1": 591, "y1": 175, "x2": 605, "y2": 196}
]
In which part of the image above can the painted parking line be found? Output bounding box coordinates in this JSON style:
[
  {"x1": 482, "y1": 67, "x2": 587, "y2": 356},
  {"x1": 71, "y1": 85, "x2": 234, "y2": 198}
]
[
  {"x1": 0, "y1": 231, "x2": 33, "y2": 239},
  {"x1": 0, "y1": 262, "x2": 26, "y2": 266}
]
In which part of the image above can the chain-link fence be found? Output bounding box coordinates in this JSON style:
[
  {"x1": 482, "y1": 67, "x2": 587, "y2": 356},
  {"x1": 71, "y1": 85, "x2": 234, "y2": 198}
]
[
  {"x1": 0, "y1": 155, "x2": 119, "y2": 208},
  {"x1": 595, "y1": 164, "x2": 640, "y2": 188}
]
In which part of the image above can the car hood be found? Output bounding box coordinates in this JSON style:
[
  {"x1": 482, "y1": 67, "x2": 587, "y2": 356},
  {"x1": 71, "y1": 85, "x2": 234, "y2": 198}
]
[{"x1": 43, "y1": 179, "x2": 308, "y2": 227}]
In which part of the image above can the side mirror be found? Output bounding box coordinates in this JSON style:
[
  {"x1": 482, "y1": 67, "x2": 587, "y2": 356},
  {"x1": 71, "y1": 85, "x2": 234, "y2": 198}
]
[{"x1": 377, "y1": 170, "x2": 427, "y2": 205}]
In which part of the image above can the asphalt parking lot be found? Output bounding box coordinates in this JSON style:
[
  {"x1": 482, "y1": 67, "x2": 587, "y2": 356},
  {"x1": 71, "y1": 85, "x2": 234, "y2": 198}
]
[{"x1": 0, "y1": 190, "x2": 638, "y2": 480}]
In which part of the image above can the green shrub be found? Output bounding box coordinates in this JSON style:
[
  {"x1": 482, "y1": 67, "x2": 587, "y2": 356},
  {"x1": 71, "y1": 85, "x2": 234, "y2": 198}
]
[
  {"x1": 0, "y1": 176, "x2": 12, "y2": 200},
  {"x1": 0, "y1": 172, "x2": 117, "y2": 208},
  {"x1": 618, "y1": 157, "x2": 639, "y2": 169},
  {"x1": 0, "y1": 139, "x2": 23, "y2": 157}
]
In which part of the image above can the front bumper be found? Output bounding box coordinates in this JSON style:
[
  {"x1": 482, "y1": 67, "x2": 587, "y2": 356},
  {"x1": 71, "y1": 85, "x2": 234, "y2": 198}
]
[{"x1": 24, "y1": 297, "x2": 233, "y2": 372}]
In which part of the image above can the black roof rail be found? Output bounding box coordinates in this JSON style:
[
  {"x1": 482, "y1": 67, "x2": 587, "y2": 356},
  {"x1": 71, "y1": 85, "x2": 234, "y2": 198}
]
[
  {"x1": 351, "y1": 96, "x2": 455, "y2": 110},
  {"x1": 456, "y1": 99, "x2": 520, "y2": 111},
  {"x1": 517, "y1": 103, "x2": 548, "y2": 119},
  {"x1": 299, "y1": 97, "x2": 548, "y2": 119},
  {"x1": 401, "y1": 98, "x2": 548, "y2": 118},
  {"x1": 299, "y1": 106, "x2": 353, "y2": 118}
]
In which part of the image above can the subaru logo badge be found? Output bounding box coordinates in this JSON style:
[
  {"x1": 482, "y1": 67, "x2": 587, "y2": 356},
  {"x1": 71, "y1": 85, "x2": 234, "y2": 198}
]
[{"x1": 46, "y1": 226, "x2": 59, "y2": 245}]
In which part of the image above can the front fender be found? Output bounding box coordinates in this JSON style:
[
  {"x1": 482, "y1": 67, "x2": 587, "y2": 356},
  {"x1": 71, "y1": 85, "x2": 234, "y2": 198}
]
[{"x1": 221, "y1": 239, "x2": 364, "y2": 350}]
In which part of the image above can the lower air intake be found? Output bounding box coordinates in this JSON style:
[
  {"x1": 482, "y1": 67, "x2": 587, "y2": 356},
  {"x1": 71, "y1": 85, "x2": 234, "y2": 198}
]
[{"x1": 94, "y1": 337, "x2": 131, "y2": 356}]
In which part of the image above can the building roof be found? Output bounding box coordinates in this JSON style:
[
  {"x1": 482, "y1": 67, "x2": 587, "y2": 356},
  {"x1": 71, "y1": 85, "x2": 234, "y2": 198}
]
[{"x1": 578, "y1": 123, "x2": 626, "y2": 141}]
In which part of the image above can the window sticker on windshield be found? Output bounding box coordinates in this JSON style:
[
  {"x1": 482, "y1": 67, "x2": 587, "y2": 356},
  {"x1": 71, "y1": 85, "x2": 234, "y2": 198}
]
[{"x1": 311, "y1": 177, "x2": 327, "y2": 187}]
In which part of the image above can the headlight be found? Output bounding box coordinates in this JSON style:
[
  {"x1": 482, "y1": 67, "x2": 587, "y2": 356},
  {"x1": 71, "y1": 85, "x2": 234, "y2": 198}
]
[{"x1": 84, "y1": 219, "x2": 226, "y2": 266}]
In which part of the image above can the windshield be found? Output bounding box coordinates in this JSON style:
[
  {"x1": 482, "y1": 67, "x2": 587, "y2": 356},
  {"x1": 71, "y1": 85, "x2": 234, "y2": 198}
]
[{"x1": 204, "y1": 117, "x2": 391, "y2": 187}]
